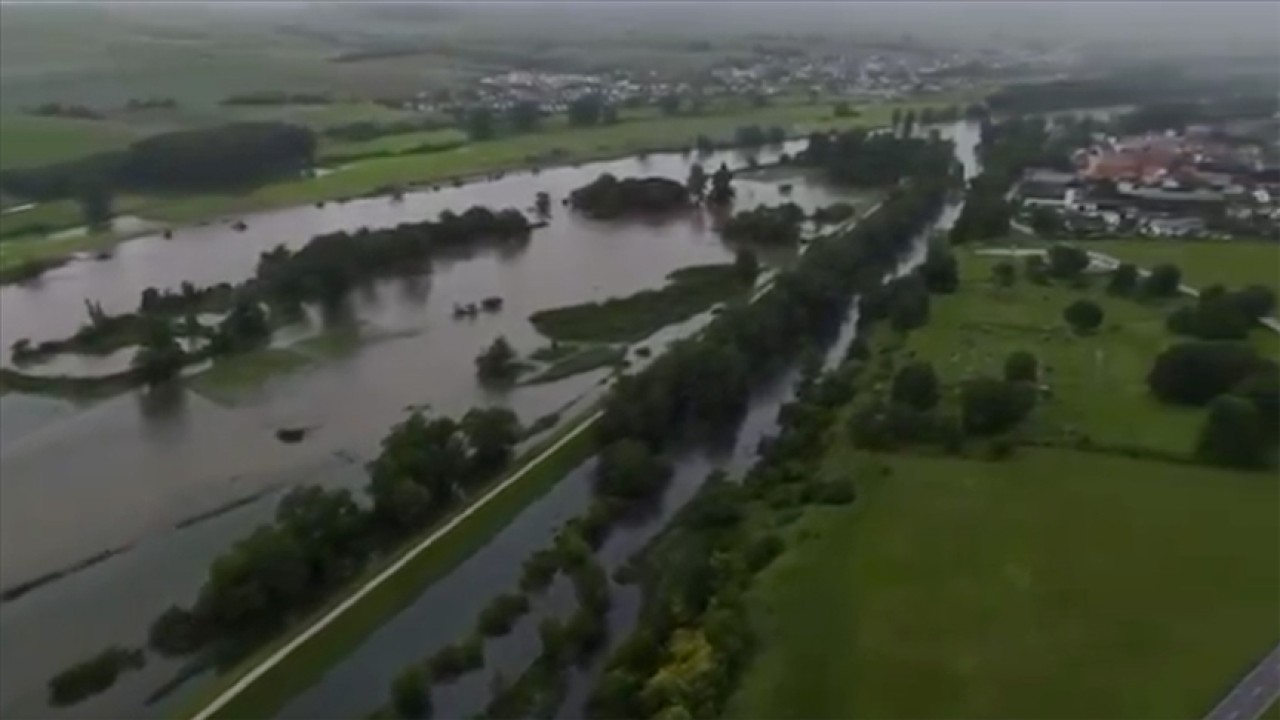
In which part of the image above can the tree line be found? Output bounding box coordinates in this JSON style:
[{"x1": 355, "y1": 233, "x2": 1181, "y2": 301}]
[
  {"x1": 0, "y1": 122, "x2": 317, "y2": 203},
  {"x1": 798, "y1": 129, "x2": 955, "y2": 187}
]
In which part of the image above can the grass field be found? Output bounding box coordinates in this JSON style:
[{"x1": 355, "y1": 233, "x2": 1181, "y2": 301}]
[
  {"x1": 183, "y1": 415, "x2": 599, "y2": 720},
  {"x1": 897, "y1": 252, "x2": 1272, "y2": 456},
  {"x1": 729, "y1": 448, "x2": 1280, "y2": 720},
  {"x1": 0, "y1": 114, "x2": 138, "y2": 170},
  {"x1": 187, "y1": 348, "x2": 314, "y2": 406},
  {"x1": 1085, "y1": 239, "x2": 1280, "y2": 296},
  {"x1": 529, "y1": 263, "x2": 750, "y2": 343}
]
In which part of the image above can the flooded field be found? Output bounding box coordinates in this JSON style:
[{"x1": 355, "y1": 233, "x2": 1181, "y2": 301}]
[{"x1": 0, "y1": 135, "x2": 906, "y2": 719}]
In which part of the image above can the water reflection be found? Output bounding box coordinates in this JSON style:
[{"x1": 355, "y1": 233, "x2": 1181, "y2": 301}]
[{"x1": 0, "y1": 124, "x2": 980, "y2": 720}]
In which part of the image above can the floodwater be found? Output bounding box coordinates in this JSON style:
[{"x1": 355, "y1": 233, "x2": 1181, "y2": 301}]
[
  {"x1": 0, "y1": 138, "x2": 882, "y2": 720},
  {"x1": 273, "y1": 120, "x2": 982, "y2": 720}
]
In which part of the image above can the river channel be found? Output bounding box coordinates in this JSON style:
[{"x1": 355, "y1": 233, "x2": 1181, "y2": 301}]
[
  {"x1": 0, "y1": 134, "x2": 916, "y2": 720},
  {"x1": 270, "y1": 120, "x2": 980, "y2": 720}
]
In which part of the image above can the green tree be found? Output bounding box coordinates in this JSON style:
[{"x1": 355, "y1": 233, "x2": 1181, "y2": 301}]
[
  {"x1": 1029, "y1": 206, "x2": 1061, "y2": 236},
  {"x1": 707, "y1": 163, "x2": 735, "y2": 206},
  {"x1": 507, "y1": 100, "x2": 541, "y2": 133},
  {"x1": 1024, "y1": 254, "x2": 1050, "y2": 285},
  {"x1": 920, "y1": 242, "x2": 958, "y2": 293},
  {"x1": 991, "y1": 260, "x2": 1016, "y2": 287},
  {"x1": 466, "y1": 107, "x2": 495, "y2": 140},
  {"x1": 475, "y1": 336, "x2": 519, "y2": 382},
  {"x1": 891, "y1": 361, "x2": 940, "y2": 411},
  {"x1": 390, "y1": 666, "x2": 430, "y2": 718},
  {"x1": 131, "y1": 318, "x2": 185, "y2": 386},
  {"x1": 1196, "y1": 395, "x2": 1267, "y2": 469},
  {"x1": 960, "y1": 377, "x2": 1036, "y2": 435},
  {"x1": 1107, "y1": 263, "x2": 1139, "y2": 295},
  {"x1": 596, "y1": 438, "x2": 672, "y2": 500},
  {"x1": 462, "y1": 406, "x2": 521, "y2": 479},
  {"x1": 686, "y1": 163, "x2": 707, "y2": 200},
  {"x1": 1142, "y1": 262, "x2": 1182, "y2": 297},
  {"x1": 1004, "y1": 351, "x2": 1038, "y2": 383},
  {"x1": 1063, "y1": 299, "x2": 1103, "y2": 333},
  {"x1": 659, "y1": 93, "x2": 682, "y2": 115},
  {"x1": 1047, "y1": 244, "x2": 1089, "y2": 279},
  {"x1": 76, "y1": 182, "x2": 114, "y2": 229},
  {"x1": 1147, "y1": 342, "x2": 1273, "y2": 406}
]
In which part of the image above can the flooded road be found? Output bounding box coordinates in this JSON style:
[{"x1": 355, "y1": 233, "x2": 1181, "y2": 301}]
[{"x1": 0, "y1": 138, "x2": 873, "y2": 720}]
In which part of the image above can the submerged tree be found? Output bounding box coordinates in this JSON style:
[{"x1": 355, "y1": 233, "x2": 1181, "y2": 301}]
[{"x1": 706, "y1": 163, "x2": 735, "y2": 206}]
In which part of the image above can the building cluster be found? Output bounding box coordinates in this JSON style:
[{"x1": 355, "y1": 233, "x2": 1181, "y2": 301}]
[
  {"x1": 400, "y1": 46, "x2": 1044, "y2": 115},
  {"x1": 1016, "y1": 126, "x2": 1280, "y2": 239}
]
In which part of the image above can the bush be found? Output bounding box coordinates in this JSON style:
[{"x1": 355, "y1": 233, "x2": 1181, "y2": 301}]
[
  {"x1": 48, "y1": 646, "x2": 145, "y2": 707},
  {"x1": 1142, "y1": 263, "x2": 1182, "y2": 297},
  {"x1": 805, "y1": 478, "x2": 857, "y2": 505},
  {"x1": 1047, "y1": 244, "x2": 1089, "y2": 279},
  {"x1": 1196, "y1": 395, "x2": 1268, "y2": 469},
  {"x1": 390, "y1": 666, "x2": 431, "y2": 718},
  {"x1": 1003, "y1": 351, "x2": 1038, "y2": 383},
  {"x1": 477, "y1": 592, "x2": 532, "y2": 636},
  {"x1": 427, "y1": 638, "x2": 485, "y2": 680},
  {"x1": 961, "y1": 377, "x2": 1036, "y2": 435},
  {"x1": 1147, "y1": 342, "x2": 1273, "y2": 406},
  {"x1": 1107, "y1": 263, "x2": 1139, "y2": 295},
  {"x1": 595, "y1": 439, "x2": 673, "y2": 500},
  {"x1": 890, "y1": 361, "x2": 940, "y2": 411},
  {"x1": 920, "y1": 243, "x2": 958, "y2": 293},
  {"x1": 1063, "y1": 299, "x2": 1104, "y2": 333},
  {"x1": 985, "y1": 437, "x2": 1016, "y2": 460},
  {"x1": 148, "y1": 605, "x2": 207, "y2": 657},
  {"x1": 520, "y1": 548, "x2": 561, "y2": 592},
  {"x1": 745, "y1": 534, "x2": 786, "y2": 572}
]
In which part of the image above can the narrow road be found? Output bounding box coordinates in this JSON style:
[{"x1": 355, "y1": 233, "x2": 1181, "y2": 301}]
[
  {"x1": 1205, "y1": 645, "x2": 1280, "y2": 720},
  {"x1": 189, "y1": 201, "x2": 885, "y2": 720},
  {"x1": 190, "y1": 409, "x2": 602, "y2": 720}
]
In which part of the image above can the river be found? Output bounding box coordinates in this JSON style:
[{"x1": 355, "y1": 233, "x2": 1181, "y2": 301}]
[
  {"x1": 269, "y1": 120, "x2": 981, "y2": 720},
  {"x1": 0, "y1": 135, "x2": 900, "y2": 720}
]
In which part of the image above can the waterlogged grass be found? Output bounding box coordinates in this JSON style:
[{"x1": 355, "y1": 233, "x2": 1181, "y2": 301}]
[
  {"x1": 318, "y1": 128, "x2": 469, "y2": 163},
  {"x1": 187, "y1": 348, "x2": 313, "y2": 405},
  {"x1": 186, "y1": 420, "x2": 599, "y2": 720},
  {"x1": 1086, "y1": 239, "x2": 1280, "y2": 296},
  {"x1": 730, "y1": 448, "x2": 1280, "y2": 720},
  {"x1": 530, "y1": 264, "x2": 748, "y2": 343},
  {"x1": 521, "y1": 344, "x2": 624, "y2": 385}
]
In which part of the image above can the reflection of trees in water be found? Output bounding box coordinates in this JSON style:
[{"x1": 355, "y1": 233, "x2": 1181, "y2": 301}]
[
  {"x1": 136, "y1": 380, "x2": 188, "y2": 438},
  {"x1": 319, "y1": 295, "x2": 356, "y2": 329},
  {"x1": 396, "y1": 273, "x2": 431, "y2": 307}
]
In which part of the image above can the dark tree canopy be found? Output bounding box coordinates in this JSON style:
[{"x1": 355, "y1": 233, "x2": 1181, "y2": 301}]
[
  {"x1": 568, "y1": 94, "x2": 606, "y2": 126},
  {"x1": 920, "y1": 242, "x2": 958, "y2": 293},
  {"x1": 391, "y1": 666, "x2": 430, "y2": 718},
  {"x1": 1147, "y1": 342, "x2": 1274, "y2": 406},
  {"x1": 721, "y1": 204, "x2": 805, "y2": 245},
  {"x1": 1196, "y1": 395, "x2": 1268, "y2": 469},
  {"x1": 507, "y1": 100, "x2": 541, "y2": 133},
  {"x1": 707, "y1": 163, "x2": 735, "y2": 206},
  {"x1": 886, "y1": 273, "x2": 931, "y2": 332},
  {"x1": 1107, "y1": 263, "x2": 1139, "y2": 295},
  {"x1": 960, "y1": 377, "x2": 1036, "y2": 435},
  {"x1": 1047, "y1": 245, "x2": 1090, "y2": 279},
  {"x1": 595, "y1": 439, "x2": 673, "y2": 500},
  {"x1": 1004, "y1": 351, "x2": 1038, "y2": 383},
  {"x1": 992, "y1": 260, "x2": 1016, "y2": 287},
  {"x1": 466, "y1": 106, "x2": 496, "y2": 140},
  {"x1": 2, "y1": 122, "x2": 316, "y2": 200},
  {"x1": 1142, "y1": 263, "x2": 1183, "y2": 297},
  {"x1": 569, "y1": 174, "x2": 690, "y2": 219},
  {"x1": 475, "y1": 336, "x2": 520, "y2": 382},
  {"x1": 891, "y1": 361, "x2": 940, "y2": 411},
  {"x1": 1063, "y1": 299, "x2": 1104, "y2": 333}
]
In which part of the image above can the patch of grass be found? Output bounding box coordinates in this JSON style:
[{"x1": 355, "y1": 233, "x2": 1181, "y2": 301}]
[
  {"x1": 185, "y1": 417, "x2": 599, "y2": 720},
  {"x1": 903, "y1": 252, "x2": 1274, "y2": 456},
  {"x1": 318, "y1": 128, "x2": 468, "y2": 163},
  {"x1": 529, "y1": 342, "x2": 580, "y2": 364},
  {"x1": 530, "y1": 263, "x2": 749, "y2": 343},
  {"x1": 521, "y1": 345, "x2": 624, "y2": 384},
  {"x1": 729, "y1": 448, "x2": 1280, "y2": 720},
  {"x1": 0, "y1": 113, "x2": 137, "y2": 170},
  {"x1": 187, "y1": 347, "x2": 312, "y2": 405},
  {"x1": 1086, "y1": 239, "x2": 1280, "y2": 296}
]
